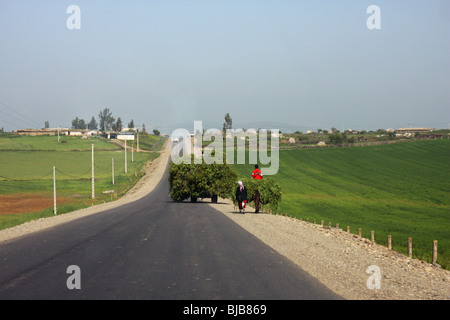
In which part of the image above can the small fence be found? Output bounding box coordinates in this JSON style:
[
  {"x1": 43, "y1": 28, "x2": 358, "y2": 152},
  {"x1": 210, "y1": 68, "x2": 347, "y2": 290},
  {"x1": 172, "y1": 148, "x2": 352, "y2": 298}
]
[{"x1": 256, "y1": 204, "x2": 442, "y2": 267}]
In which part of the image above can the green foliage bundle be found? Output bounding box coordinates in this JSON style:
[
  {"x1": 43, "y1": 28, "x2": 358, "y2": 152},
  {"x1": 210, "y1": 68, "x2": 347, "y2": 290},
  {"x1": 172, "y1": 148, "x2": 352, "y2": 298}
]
[{"x1": 168, "y1": 158, "x2": 238, "y2": 202}]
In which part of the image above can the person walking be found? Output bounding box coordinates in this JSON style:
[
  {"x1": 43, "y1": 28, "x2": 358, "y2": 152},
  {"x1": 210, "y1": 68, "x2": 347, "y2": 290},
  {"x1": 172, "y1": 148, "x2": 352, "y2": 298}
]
[
  {"x1": 235, "y1": 181, "x2": 248, "y2": 214},
  {"x1": 252, "y1": 165, "x2": 262, "y2": 213}
]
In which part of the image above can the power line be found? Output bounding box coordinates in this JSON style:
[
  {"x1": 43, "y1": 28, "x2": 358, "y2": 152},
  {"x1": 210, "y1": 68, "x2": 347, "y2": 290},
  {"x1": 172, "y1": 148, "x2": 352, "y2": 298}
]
[
  {"x1": 0, "y1": 117, "x2": 22, "y2": 129},
  {"x1": 0, "y1": 101, "x2": 42, "y2": 128}
]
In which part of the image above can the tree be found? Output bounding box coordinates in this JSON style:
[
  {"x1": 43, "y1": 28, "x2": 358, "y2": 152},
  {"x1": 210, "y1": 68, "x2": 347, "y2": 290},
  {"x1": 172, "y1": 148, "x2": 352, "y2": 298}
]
[
  {"x1": 153, "y1": 129, "x2": 160, "y2": 136},
  {"x1": 44, "y1": 121, "x2": 50, "y2": 129},
  {"x1": 113, "y1": 117, "x2": 123, "y2": 132},
  {"x1": 71, "y1": 117, "x2": 86, "y2": 129},
  {"x1": 128, "y1": 119, "x2": 135, "y2": 129},
  {"x1": 98, "y1": 108, "x2": 115, "y2": 132},
  {"x1": 79, "y1": 118, "x2": 86, "y2": 129},
  {"x1": 88, "y1": 116, "x2": 98, "y2": 130},
  {"x1": 71, "y1": 117, "x2": 80, "y2": 129},
  {"x1": 329, "y1": 132, "x2": 347, "y2": 145},
  {"x1": 223, "y1": 113, "x2": 232, "y2": 133}
]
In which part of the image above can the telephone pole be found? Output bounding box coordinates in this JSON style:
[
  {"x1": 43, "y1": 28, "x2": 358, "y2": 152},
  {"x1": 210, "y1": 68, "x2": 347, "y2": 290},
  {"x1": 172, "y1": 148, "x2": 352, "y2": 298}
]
[
  {"x1": 124, "y1": 140, "x2": 127, "y2": 173},
  {"x1": 112, "y1": 158, "x2": 114, "y2": 185},
  {"x1": 92, "y1": 143, "x2": 95, "y2": 199},
  {"x1": 53, "y1": 166, "x2": 57, "y2": 215}
]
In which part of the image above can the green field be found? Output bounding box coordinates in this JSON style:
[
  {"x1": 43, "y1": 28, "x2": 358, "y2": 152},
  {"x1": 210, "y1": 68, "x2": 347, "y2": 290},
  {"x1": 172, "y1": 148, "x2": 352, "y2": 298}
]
[
  {"x1": 0, "y1": 134, "x2": 165, "y2": 230},
  {"x1": 233, "y1": 139, "x2": 450, "y2": 269}
]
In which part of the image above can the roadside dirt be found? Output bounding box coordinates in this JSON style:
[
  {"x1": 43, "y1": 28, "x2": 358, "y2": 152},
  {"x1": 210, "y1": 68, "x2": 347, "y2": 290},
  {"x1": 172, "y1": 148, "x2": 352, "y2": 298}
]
[{"x1": 0, "y1": 193, "x2": 76, "y2": 215}]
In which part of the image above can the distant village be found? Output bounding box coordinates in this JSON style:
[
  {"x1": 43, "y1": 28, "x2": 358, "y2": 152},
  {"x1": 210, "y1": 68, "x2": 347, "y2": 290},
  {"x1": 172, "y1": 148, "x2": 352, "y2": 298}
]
[
  {"x1": 13, "y1": 126, "x2": 434, "y2": 138},
  {"x1": 13, "y1": 127, "x2": 138, "y2": 140}
]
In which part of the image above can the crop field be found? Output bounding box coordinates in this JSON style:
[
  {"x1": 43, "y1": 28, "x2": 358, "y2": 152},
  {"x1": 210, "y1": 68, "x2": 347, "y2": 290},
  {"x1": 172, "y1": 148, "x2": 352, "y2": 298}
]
[
  {"x1": 233, "y1": 139, "x2": 450, "y2": 269},
  {"x1": 0, "y1": 135, "x2": 164, "y2": 230}
]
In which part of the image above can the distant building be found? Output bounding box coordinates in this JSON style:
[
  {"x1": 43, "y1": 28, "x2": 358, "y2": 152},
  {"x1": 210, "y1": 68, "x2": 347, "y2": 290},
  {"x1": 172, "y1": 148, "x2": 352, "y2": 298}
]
[
  {"x1": 14, "y1": 128, "x2": 98, "y2": 137},
  {"x1": 14, "y1": 128, "x2": 68, "y2": 136},
  {"x1": 396, "y1": 128, "x2": 431, "y2": 134},
  {"x1": 121, "y1": 127, "x2": 138, "y2": 133},
  {"x1": 116, "y1": 132, "x2": 135, "y2": 140}
]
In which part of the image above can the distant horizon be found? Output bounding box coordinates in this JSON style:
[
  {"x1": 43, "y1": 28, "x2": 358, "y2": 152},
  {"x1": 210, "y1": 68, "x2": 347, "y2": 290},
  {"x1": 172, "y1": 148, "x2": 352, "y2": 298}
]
[{"x1": 6, "y1": 118, "x2": 449, "y2": 136}]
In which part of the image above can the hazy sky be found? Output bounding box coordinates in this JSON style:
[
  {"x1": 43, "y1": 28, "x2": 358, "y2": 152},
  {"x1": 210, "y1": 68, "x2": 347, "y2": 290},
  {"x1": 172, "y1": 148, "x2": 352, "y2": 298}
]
[{"x1": 0, "y1": 0, "x2": 449, "y2": 134}]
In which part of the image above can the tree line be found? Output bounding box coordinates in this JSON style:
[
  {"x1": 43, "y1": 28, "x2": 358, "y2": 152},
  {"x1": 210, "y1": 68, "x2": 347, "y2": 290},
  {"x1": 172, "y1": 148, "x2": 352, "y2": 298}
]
[{"x1": 48, "y1": 108, "x2": 145, "y2": 133}]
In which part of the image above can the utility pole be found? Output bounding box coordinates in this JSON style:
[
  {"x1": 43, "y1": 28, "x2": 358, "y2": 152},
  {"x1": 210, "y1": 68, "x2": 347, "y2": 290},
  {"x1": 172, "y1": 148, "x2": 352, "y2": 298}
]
[
  {"x1": 58, "y1": 124, "x2": 60, "y2": 142},
  {"x1": 132, "y1": 142, "x2": 134, "y2": 163},
  {"x1": 124, "y1": 140, "x2": 127, "y2": 173},
  {"x1": 92, "y1": 143, "x2": 95, "y2": 199},
  {"x1": 53, "y1": 166, "x2": 57, "y2": 215},
  {"x1": 112, "y1": 158, "x2": 114, "y2": 185},
  {"x1": 137, "y1": 131, "x2": 139, "y2": 152}
]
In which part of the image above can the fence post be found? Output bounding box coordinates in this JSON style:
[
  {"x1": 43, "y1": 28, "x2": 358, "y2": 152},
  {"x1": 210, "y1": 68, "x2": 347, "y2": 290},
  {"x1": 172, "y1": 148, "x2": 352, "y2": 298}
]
[
  {"x1": 432, "y1": 240, "x2": 438, "y2": 265},
  {"x1": 388, "y1": 235, "x2": 392, "y2": 250},
  {"x1": 371, "y1": 231, "x2": 375, "y2": 243},
  {"x1": 346, "y1": 226, "x2": 350, "y2": 233},
  {"x1": 408, "y1": 238, "x2": 412, "y2": 258},
  {"x1": 358, "y1": 228, "x2": 362, "y2": 238}
]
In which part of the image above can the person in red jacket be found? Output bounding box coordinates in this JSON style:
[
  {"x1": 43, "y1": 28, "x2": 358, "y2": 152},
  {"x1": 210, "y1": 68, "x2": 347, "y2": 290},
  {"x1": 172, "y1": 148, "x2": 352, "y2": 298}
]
[
  {"x1": 252, "y1": 164, "x2": 263, "y2": 180},
  {"x1": 252, "y1": 165, "x2": 262, "y2": 213}
]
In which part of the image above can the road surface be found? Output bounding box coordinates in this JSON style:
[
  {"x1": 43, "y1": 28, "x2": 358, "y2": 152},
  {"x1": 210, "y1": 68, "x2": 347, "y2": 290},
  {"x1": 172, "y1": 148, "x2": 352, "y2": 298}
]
[{"x1": 0, "y1": 165, "x2": 342, "y2": 300}]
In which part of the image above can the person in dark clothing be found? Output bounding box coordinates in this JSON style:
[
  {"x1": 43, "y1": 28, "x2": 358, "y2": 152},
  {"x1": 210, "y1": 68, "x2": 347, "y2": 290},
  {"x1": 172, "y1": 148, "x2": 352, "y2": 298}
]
[{"x1": 235, "y1": 181, "x2": 248, "y2": 214}]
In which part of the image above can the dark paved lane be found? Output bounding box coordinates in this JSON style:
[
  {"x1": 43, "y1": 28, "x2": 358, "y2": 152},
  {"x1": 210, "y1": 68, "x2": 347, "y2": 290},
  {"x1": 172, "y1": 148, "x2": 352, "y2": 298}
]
[{"x1": 0, "y1": 167, "x2": 342, "y2": 300}]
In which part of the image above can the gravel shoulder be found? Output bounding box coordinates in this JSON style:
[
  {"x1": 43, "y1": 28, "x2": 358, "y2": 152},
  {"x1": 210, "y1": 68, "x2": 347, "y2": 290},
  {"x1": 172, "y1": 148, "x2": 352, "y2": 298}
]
[
  {"x1": 1, "y1": 141, "x2": 448, "y2": 300},
  {"x1": 209, "y1": 200, "x2": 450, "y2": 300}
]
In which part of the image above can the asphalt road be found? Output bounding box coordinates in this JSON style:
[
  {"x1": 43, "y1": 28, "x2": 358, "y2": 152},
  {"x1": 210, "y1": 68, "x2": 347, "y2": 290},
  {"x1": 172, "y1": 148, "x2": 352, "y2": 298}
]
[{"x1": 0, "y1": 166, "x2": 342, "y2": 300}]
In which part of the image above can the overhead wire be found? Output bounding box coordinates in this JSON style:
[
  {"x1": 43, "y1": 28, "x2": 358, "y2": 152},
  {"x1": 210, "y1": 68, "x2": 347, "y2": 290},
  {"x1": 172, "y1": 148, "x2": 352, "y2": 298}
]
[{"x1": 0, "y1": 100, "x2": 42, "y2": 129}]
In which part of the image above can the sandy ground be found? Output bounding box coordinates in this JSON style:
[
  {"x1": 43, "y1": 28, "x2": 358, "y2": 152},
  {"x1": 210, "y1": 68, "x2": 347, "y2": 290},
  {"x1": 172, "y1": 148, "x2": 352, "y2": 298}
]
[{"x1": 1, "y1": 140, "x2": 448, "y2": 300}]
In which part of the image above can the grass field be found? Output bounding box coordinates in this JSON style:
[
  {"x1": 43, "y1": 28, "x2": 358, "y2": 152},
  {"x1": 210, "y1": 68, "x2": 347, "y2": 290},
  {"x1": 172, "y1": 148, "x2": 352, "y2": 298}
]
[
  {"x1": 0, "y1": 135, "x2": 118, "y2": 151},
  {"x1": 0, "y1": 134, "x2": 165, "y2": 230},
  {"x1": 233, "y1": 139, "x2": 450, "y2": 269}
]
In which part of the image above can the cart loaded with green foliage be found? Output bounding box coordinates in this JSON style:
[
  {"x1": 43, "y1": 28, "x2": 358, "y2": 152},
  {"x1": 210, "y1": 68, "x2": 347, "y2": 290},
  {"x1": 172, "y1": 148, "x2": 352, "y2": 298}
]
[{"x1": 168, "y1": 158, "x2": 282, "y2": 212}]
